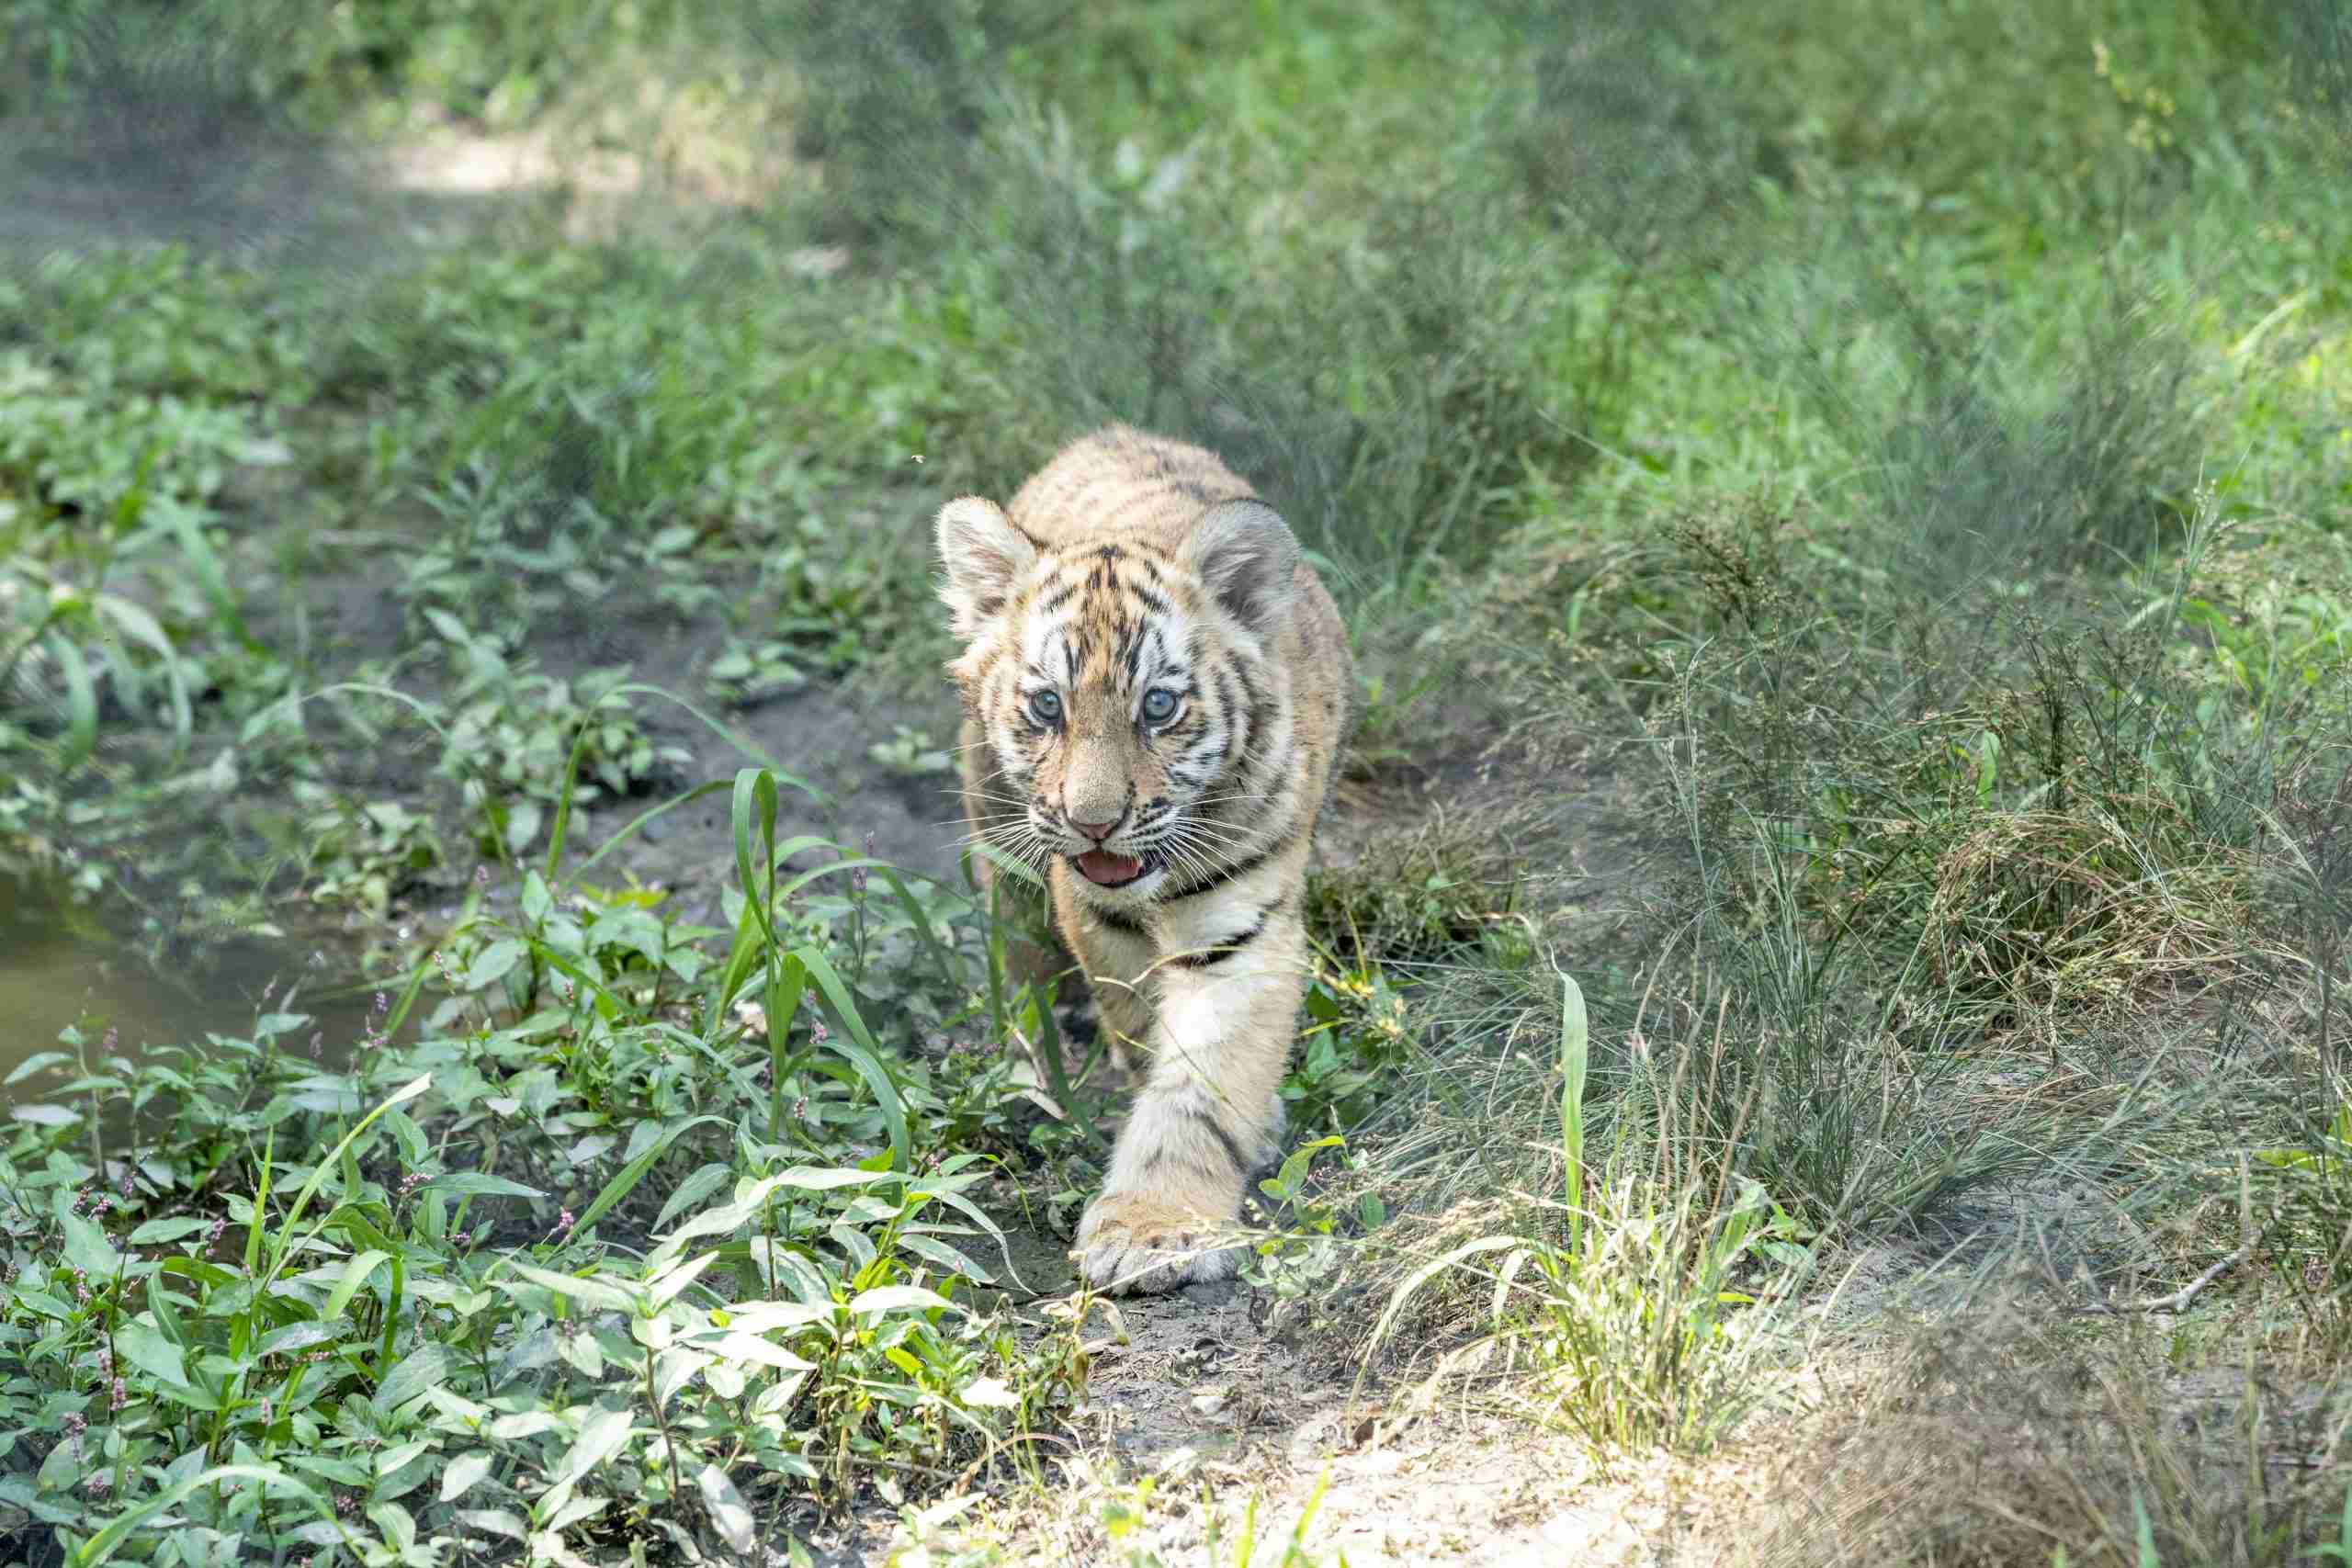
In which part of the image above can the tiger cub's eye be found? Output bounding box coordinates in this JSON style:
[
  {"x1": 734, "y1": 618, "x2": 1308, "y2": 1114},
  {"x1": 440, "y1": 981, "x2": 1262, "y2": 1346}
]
[
  {"x1": 1029, "y1": 690, "x2": 1063, "y2": 725},
  {"x1": 1140, "y1": 688, "x2": 1180, "y2": 725}
]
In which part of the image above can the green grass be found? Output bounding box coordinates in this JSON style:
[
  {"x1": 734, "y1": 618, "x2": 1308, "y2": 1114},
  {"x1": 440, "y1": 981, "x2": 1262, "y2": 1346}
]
[{"x1": 4, "y1": 0, "x2": 2352, "y2": 1559}]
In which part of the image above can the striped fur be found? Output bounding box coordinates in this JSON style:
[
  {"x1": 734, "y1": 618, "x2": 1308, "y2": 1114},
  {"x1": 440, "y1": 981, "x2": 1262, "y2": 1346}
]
[{"x1": 937, "y1": 426, "x2": 1351, "y2": 1294}]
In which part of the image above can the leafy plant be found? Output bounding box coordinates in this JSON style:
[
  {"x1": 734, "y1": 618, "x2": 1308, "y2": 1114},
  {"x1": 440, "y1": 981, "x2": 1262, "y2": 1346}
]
[{"x1": 301, "y1": 793, "x2": 445, "y2": 917}]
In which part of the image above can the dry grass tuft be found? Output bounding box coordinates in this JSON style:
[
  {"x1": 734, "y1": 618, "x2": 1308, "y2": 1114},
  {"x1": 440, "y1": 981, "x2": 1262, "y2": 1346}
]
[
  {"x1": 1731, "y1": 1305, "x2": 2352, "y2": 1568},
  {"x1": 1924, "y1": 802, "x2": 2273, "y2": 1027}
]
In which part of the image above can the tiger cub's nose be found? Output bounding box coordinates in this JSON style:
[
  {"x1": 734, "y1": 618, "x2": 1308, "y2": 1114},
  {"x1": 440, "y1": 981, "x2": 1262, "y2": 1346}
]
[{"x1": 1069, "y1": 811, "x2": 1123, "y2": 842}]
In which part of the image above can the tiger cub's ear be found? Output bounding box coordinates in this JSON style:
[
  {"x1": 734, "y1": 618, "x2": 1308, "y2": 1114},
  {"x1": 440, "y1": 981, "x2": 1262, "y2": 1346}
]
[
  {"x1": 935, "y1": 496, "x2": 1036, "y2": 640},
  {"x1": 1185, "y1": 498, "x2": 1300, "y2": 637}
]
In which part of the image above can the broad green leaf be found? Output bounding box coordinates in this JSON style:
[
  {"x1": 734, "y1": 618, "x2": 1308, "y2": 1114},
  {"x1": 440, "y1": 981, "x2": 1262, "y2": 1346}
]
[
  {"x1": 847, "y1": 1285, "x2": 957, "y2": 1317},
  {"x1": 771, "y1": 1165, "x2": 899, "y2": 1192},
  {"x1": 367, "y1": 1501, "x2": 418, "y2": 1553},
  {"x1": 697, "y1": 1465, "x2": 757, "y2": 1555},
  {"x1": 385, "y1": 1108, "x2": 431, "y2": 1167},
  {"x1": 71, "y1": 1464, "x2": 323, "y2": 1567},
  {"x1": 501, "y1": 1261, "x2": 639, "y2": 1315},
  {"x1": 464, "y1": 939, "x2": 526, "y2": 991},
  {"x1": 543, "y1": 1492, "x2": 612, "y2": 1533},
  {"x1": 648, "y1": 1253, "x2": 718, "y2": 1307},
  {"x1": 426, "y1": 1171, "x2": 546, "y2": 1200},
  {"x1": 521, "y1": 871, "x2": 554, "y2": 924},
  {"x1": 650, "y1": 1161, "x2": 733, "y2": 1233},
  {"x1": 322, "y1": 1249, "x2": 392, "y2": 1323},
  {"x1": 653, "y1": 1347, "x2": 709, "y2": 1410},
  {"x1": 113, "y1": 1322, "x2": 186, "y2": 1387},
  {"x1": 487, "y1": 1411, "x2": 563, "y2": 1442},
  {"x1": 373, "y1": 1342, "x2": 452, "y2": 1416},
  {"x1": 551, "y1": 1405, "x2": 634, "y2": 1490},
  {"x1": 376, "y1": 1438, "x2": 432, "y2": 1480},
  {"x1": 649, "y1": 1199, "x2": 755, "y2": 1261},
  {"x1": 61, "y1": 1212, "x2": 120, "y2": 1277},
  {"x1": 257, "y1": 1320, "x2": 345, "y2": 1358},
  {"x1": 895, "y1": 1233, "x2": 990, "y2": 1284},
  {"x1": 715, "y1": 1302, "x2": 834, "y2": 1335},
  {"x1": 961, "y1": 1375, "x2": 1023, "y2": 1409},
  {"x1": 440, "y1": 1451, "x2": 496, "y2": 1504},
  {"x1": 3, "y1": 1051, "x2": 74, "y2": 1086},
  {"x1": 455, "y1": 1508, "x2": 530, "y2": 1540},
  {"x1": 706, "y1": 1332, "x2": 815, "y2": 1372}
]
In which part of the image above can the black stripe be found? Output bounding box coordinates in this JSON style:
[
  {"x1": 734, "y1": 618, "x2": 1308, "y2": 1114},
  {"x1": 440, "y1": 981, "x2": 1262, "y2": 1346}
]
[
  {"x1": 1173, "y1": 913, "x2": 1266, "y2": 968},
  {"x1": 1119, "y1": 622, "x2": 1147, "y2": 686},
  {"x1": 1040, "y1": 581, "x2": 1079, "y2": 614},
  {"x1": 1176, "y1": 1102, "x2": 1251, "y2": 1176},
  {"x1": 1091, "y1": 905, "x2": 1147, "y2": 934},
  {"x1": 1232, "y1": 663, "x2": 1275, "y2": 791},
  {"x1": 1166, "y1": 835, "x2": 1291, "y2": 901},
  {"x1": 1213, "y1": 666, "x2": 1250, "y2": 773}
]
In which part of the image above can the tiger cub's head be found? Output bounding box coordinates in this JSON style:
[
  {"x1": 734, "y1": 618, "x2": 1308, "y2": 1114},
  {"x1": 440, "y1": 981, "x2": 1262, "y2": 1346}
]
[{"x1": 935, "y1": 494, "x2": 1300, "y2": 901}]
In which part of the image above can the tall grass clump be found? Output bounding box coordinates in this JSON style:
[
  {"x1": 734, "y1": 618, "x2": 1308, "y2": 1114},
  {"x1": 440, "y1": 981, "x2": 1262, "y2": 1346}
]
[
  {"x1": 1358, "y1": 976, "x2": 1804, "y2": 1464},
  {"x1": 1550, "y1": 484, "x2": 2304, "y2": 1044}
]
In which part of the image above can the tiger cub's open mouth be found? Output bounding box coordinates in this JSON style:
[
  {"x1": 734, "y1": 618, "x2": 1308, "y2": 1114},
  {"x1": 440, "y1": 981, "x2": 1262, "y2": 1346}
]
[{"x1": 1073, "y1": 849, "x2": 1154, "y2": 888}]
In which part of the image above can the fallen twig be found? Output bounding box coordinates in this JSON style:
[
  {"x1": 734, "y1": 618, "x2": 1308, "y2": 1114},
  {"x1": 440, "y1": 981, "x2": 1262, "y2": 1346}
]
[{"x1": 2068, "y1": 1238, "x2": 2256, "y2": 1317}]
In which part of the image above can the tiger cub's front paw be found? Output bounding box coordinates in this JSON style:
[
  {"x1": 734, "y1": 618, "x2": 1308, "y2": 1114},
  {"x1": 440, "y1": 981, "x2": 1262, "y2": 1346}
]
[{"x1": 1073, "y1": 1190, "x2": 1241, "y2": 1296}]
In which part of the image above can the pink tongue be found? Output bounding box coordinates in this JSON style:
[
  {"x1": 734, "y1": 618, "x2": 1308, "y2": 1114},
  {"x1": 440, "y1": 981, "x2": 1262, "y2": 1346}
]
[{"x1": 1076, "y1": 850, "x2": 1144, "y2": 886}]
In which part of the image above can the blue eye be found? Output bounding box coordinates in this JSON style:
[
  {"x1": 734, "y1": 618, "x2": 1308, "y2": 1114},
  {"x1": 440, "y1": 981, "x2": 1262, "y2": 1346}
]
[
  {"x1": 1140, "y1": 688, "x2": 1179, "y2": 725},
  {"x1": 1029, "y1": 690, "x2": 1062, "y2": 725}
]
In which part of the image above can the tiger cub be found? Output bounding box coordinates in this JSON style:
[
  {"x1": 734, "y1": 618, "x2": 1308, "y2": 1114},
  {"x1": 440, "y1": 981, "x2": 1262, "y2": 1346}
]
[{"x1": 936, "y1": 425, "x2": 1351, "y2": 1294}]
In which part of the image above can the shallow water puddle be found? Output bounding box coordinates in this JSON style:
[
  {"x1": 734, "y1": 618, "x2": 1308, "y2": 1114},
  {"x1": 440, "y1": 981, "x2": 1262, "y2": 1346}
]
[{"x1": 0, "y1": 867, "x2": 371, "y2": 1103}]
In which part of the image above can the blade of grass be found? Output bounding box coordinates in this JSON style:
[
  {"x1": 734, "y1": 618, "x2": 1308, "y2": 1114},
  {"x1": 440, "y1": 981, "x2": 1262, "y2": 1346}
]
[
  {"x1": 764, "y1": 950, "x2": 808, "y2": 1137},
  {"x1": 571, "y1": 1113, "x2": 735, "y2": 1238},
  {"x1": 257, "y1": 1076, "x2": 430, "y2": 1293},
  {"x1": 1561, "y1": 971, "x2": 1589, "y2": 1254},
  {"x1": 51, "y1": 634, "x2": 96, "y2": 772},
  {"x1": 795, "y1": 944, "x2": 910, "y2": 1170},
  {"x1": 1028, "y1": 978, "x2": 1102, "y2": 1152}
]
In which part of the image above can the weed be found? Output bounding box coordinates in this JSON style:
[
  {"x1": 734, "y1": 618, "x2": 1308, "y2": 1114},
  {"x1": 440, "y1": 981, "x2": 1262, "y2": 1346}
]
[
  {"x1": 0, "y1": 760, "x2": 1083, "y2": 1560},
  {"x1": 1363, "y1": 977, "x2": 1804, "y2": 1463},
  {"x1": 1304, "y1": 815, "x2": 1521, "y2": 969},
  {"x1": 299, "y1": 792, "x2": 444, "y2": 918},
  {"x1": 704, "y1": 637, "x2": 808, "y2": 708}
]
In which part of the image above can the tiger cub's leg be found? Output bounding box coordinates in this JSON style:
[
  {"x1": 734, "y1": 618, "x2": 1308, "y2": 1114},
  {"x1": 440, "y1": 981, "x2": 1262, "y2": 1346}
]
[{"x1": 1075, "y1": 902, "x2": 1303, "y2": 1295}]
